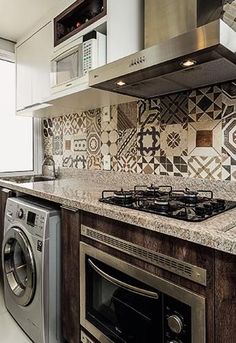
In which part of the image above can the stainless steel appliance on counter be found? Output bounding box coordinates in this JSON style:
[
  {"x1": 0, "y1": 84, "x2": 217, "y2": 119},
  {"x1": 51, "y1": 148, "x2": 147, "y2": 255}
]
[
  {"x1": 80, "y1": 234, "x2": 206, "y2": 343},
  {"x1": 89, "y1": 0, "x2": 236, "y2": 98}
]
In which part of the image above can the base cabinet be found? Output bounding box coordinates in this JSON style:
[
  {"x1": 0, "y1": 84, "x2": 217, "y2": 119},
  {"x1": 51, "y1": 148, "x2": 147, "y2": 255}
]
[
  {"x1": 58, "y1": 209, "x2": 236, "y2": 343},
  {"x1": 61, "y1": 207, "x2": 81, "y2": 343}
]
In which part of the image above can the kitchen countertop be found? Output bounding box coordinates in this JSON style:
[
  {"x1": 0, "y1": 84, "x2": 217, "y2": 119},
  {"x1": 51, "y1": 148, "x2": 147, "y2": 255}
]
[{"x1": 1, "y1": 175, "x2": 236, "y2": 255}]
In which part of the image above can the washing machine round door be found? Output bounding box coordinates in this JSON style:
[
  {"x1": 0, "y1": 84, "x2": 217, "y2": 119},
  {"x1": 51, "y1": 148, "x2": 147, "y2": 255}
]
[{"x1": 3, "y1": 227, "x2": 36, "y2": 306}]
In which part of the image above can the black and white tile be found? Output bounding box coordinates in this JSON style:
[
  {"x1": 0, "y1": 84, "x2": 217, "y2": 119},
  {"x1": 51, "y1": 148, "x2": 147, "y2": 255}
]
[
  {"x1": 160, "y1": 93, "x2": 188, "y2": 125},
  {"x1": 137, "y1": 126, "x2": 160, "y2": 156},
  {"x1": 188, "y1": 86, "x2": 222, "y2": 122}
]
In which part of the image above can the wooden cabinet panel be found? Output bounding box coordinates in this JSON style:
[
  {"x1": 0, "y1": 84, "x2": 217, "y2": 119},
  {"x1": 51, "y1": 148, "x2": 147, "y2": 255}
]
[
  {"x1": 61, "y1": 207, "x2": 81, "y2": 343},
  {"x1": 214, "y1": 251, "x2": 236, "y2": 343}
]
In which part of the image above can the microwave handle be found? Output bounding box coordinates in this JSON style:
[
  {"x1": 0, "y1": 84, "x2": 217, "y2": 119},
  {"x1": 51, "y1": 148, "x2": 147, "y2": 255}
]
[{"x1": 88, "y1": 258, "x2": 159, "y2": 299}]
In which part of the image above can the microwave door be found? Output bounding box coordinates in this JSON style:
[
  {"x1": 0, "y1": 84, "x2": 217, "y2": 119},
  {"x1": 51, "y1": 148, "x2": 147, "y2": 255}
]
[
  {"x1": 57, "y1": 48, "x2": 80, "y2": 86},
  {"x1": 51, "y1": 44, "x2": 83, "y2": 88}
]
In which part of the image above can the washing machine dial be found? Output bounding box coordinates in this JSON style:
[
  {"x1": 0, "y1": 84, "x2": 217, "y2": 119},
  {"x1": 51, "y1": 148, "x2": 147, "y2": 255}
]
[{"x1": 18, "y1": 208, "x2": 24, "y2": 219}]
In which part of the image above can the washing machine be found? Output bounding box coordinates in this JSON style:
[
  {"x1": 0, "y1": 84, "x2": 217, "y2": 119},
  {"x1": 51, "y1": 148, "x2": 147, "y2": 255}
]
[{"x1": 2, "y1": 197, "x2": 61, "y2": 343}]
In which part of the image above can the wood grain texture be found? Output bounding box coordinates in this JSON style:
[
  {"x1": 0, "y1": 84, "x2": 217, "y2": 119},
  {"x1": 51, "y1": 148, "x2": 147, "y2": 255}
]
[
  {"x1": 214, "y1": 251, "x2": 236, "y2": 343},
  {"x1": 61, "y1": 207, "x2": 81, "y2": 343},
  {"x1": 81, "y1": 211, "x2": 215, "y2": 343}
]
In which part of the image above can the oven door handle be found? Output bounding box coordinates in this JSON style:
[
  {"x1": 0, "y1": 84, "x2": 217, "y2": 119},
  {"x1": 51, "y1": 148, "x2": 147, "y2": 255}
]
[{"x1": 88, "y1": 258, "x2": 159, "y2": 299}]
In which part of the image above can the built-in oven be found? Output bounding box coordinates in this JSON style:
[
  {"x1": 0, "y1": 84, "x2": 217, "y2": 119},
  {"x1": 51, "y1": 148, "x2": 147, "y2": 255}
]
[{"x1": 80, "y1": 234, "x2": 206, "y2": 343}]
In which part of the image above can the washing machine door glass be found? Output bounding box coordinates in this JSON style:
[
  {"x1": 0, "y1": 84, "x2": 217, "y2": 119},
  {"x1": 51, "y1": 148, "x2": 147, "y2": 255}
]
[{"x1": 3, "y1": 227, "x2": 36, "y2": 306}]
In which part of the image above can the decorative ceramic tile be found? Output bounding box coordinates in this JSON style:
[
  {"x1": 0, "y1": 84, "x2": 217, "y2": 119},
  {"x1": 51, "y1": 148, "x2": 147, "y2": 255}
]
[
  {"x1": 188, "y1": 120, "x2": 222, "y2": 156},
  {"x1": 63, "y1": 135, "x2": 73, "y2": 154},
  {"x1": 222, "y1": 114, "x2": 236, "y2": 157},
  {"x1": 52, "y1": 135, "x2": 63, "y2": 155},
  {"x1": 160, "y1": 123, "x2": 188, "y2": 156},
  {"x1": 117, "y1": 156, "x2": 137, "y2": 173},
  {"x1": 101, "y1": 105, "x2": 117, "y2": 132},
  {"x1": 62, "y1": 153, "x2": 87, "y2": 169},
  {"x1": 87, "y1": 155, "x2": 101, "y2": 170},
  {"x1": 86, "y1": 108, "x2": 101, "y2": 133},
  {"x1": 87, "y1": 131, "x2": 101, "y2": 156},
  {"x1": 87, "y1": 109, "x2": 101, "y2": 160},
  {"x1": 188, "y1": 86, "x2": 222, "y2": 122},
  {"x1": 43, "y1": 136, "x2": 53, "y2": 156},
  {"x1": 43, "y1": 118, "x2": 53, "y2": 137},
  {"x1": 188, "y1": 156, "x2": 222, "y2": 180},
  {"x1": 137, "y1": 98, "x2": 160, "y2": 127},
  {"x1": 63, "y1": 114, "x2": 75, "y2": 135},
  {"x1": 137, "y1": 126, "x2": 160, "y2": 156},
  {"x1": 136, "y1": 156, "x2": 160, "y2": 174},
  {"x1": 222, "y1": 154, "x2": 236, "y2": 181},
  {"x1": 117, "y1": 102, "x2": 137, "y2": 130},
  {"x1": 160, "y1": 93, "x2": 188, "y2": 125},
  {"x1": 52, "y1": 116, "x2": 63, "y2": 136},
  {"x1": 73, "y1": 130, "x2": 87, "y2": 154},
  {"x1": 222, "y1": 81, "x2": 236, "y2": 119},
  {"x1": 101, "y1": 130, "x2": 118, "y2": 157},
  {"x1": 159, "y1": 156, "x2": 188, "y2": 177},
  {"x1": 117, "y1": 129, "x2": 137, "y2": 158},
  {"x1": 111, "y1": 156, "x2": 118, "y2": 172},
  {"x1": 72, "y1": 111, "x2": 87, "y2": 131}
]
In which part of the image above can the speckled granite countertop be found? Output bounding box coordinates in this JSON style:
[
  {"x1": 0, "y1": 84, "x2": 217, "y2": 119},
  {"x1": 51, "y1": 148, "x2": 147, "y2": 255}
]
[{"x1": 1, "y1": 173, "x2": 236, "y2": 255}]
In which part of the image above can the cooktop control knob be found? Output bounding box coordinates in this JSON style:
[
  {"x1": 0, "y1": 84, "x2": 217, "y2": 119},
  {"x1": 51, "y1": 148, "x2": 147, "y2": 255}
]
[
  {"x1": 18, "y1": 208, "x2": 24, "y2": 219},
  {"x1": 167, "y1": 315, "x2": 183, "y2": 334}
]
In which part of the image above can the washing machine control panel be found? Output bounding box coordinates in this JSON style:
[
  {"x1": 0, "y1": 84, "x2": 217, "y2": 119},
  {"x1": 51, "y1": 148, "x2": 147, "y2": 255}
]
[{"x1": 6, "y1": 200, "x2": 48, "y2": 237}]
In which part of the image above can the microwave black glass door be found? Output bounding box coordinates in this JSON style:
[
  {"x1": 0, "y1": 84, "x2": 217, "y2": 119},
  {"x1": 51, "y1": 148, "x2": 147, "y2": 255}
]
[{"x1": 86, "y1": 256, "x2": 163, "y2": 343}]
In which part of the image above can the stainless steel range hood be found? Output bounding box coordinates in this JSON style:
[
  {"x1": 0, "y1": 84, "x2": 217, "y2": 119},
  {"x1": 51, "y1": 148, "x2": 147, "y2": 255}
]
[{"x1": 89, "y1": 0, "x2": 236, "y2": 99}]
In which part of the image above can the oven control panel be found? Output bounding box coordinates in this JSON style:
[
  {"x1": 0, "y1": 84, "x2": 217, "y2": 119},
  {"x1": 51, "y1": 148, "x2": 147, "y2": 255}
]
[{"x1": 164, "y1": 296, "x2": 191, "y2": 343}]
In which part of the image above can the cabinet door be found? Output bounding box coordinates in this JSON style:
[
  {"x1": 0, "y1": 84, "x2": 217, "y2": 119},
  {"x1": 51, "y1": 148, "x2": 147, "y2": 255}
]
[
  {"x1": 61, "y1": 207, "x2": 81, "y2": 343},
  {"x1": 31, "y1": 22, "x2": 52, "y2": 105},
  {"x1": 16, "y1": 21, "x2": 52, "y2": 111},
  {"x1": 16, "y1": 38, "x2": 33, "y2": 110}
]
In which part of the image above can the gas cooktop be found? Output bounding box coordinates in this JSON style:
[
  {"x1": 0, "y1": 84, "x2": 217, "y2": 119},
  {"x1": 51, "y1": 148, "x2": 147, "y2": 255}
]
[{"x1": 99, "y1": 185, "x2": 236, "y2": 222}]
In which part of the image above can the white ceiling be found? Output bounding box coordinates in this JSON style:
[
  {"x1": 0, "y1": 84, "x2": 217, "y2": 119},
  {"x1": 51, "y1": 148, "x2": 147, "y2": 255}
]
[{"x1": 0, "y1": 0, "x2": 60, "y2": 42}]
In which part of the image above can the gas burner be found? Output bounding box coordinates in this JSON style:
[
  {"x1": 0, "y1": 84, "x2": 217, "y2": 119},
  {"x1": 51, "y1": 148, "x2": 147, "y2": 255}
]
[
  {"x1": 100, "y1": 186, "x2": 236, "y2": 222},
  {"x1": 102, "y1": 189, "x2": 134, "y2": 205},
  {"x1": 135, "y1": 185, "x2": 172, "y2": 198}
]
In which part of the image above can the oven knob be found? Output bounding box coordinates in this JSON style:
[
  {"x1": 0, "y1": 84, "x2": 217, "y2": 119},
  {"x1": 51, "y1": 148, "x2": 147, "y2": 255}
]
[
  {"x1": 18, "y1": 208, "x2": 24, "y2": 219},
  {"x1": 167, "y1": 315, "x2": 183, "y2": 334}
]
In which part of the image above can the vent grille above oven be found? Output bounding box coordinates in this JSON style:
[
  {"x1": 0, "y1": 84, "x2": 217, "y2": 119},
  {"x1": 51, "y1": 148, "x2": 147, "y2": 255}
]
[{"x1": 81, "y1": 225, "x2": 207, "y2": 286}]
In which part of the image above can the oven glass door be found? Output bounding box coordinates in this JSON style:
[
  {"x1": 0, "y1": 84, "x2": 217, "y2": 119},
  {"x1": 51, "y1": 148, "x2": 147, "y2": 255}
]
[{"x1": 86, "y1": 256, "x2": 163, "y2": 343}]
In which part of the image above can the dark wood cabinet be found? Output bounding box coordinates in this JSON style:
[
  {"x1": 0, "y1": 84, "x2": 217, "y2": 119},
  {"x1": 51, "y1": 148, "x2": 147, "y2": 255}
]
[
  {"x1": 80, "y1": 211, "x2": 236, "y2": 343},
  {"x1": 54, "y1": 0, "x2": 107, "y2": 46},
  {"x1": 61, "y1": 206, "x2": 81, "y2": 343},
  {"x1": 0, "y1": 187, "x2": 13, "y2": 280}
]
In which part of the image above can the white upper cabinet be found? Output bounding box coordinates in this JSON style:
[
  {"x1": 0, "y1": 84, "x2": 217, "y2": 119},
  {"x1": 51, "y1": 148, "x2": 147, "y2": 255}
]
[
  {"x1": 106, "y1": 0, "x2": 143, "y2": 63},
  {"x1": 16, "y1": 21, "x2": 53, "y2": 111}
]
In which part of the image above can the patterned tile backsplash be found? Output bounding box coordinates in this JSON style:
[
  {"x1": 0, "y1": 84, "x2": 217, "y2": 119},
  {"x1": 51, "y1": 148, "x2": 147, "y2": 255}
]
[{"x1": 43, "y1": 81, "x2": 236, "y2": 181}]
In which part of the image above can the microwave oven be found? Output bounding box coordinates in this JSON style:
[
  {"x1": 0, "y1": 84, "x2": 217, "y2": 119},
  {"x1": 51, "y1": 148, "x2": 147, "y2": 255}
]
[{"x1": 50, "y1": 31, "x2": 106, "y2": 93}]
